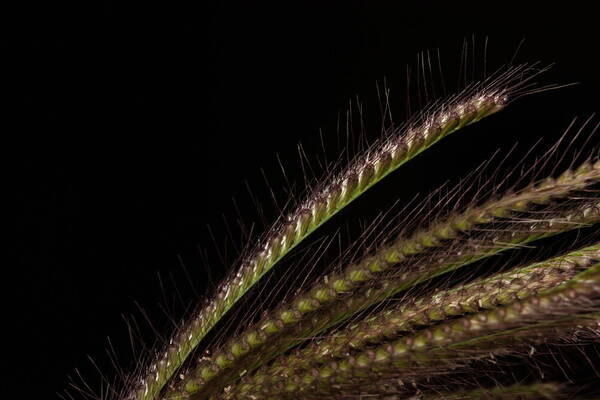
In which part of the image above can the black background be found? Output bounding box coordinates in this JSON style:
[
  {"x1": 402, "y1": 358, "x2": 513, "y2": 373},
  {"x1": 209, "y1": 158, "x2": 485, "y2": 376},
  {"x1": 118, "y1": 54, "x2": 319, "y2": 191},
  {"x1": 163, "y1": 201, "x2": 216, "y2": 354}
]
[{"x1": 8, "y1": 1, "x2": 600, "y2": 398}]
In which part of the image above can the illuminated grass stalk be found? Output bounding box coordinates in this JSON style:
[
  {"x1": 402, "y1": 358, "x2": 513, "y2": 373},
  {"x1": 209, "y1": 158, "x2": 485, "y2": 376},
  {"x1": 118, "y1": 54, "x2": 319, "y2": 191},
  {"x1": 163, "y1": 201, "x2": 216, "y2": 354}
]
[
  {"x1": 265, "y1": 243, "x2": 600, "y2": 374},
  {"x1": 127, "y1": 65, "x2": 540, "y2": 400},
  {"x1": 231, "y1": 314, "x2": 599, "y2": 400},
  {"x1": 173, "y1": 161, "x2": 600, "y2": 398},
  {"x1": 229, "y1": 262, "x2": 600, "y2": 399}
]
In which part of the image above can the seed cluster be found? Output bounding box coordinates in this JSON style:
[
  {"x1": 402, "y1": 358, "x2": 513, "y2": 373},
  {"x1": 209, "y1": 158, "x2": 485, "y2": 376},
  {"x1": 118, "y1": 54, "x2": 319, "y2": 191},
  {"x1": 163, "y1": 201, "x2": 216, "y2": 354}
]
[
  {"x1": 172, "y1": 191, "x2": 600, "y2": 397},
  {"x1": 116, "y1": 63, "x2": 600, "y2": 400},
  {"x1": 227, "y1": 262, "x2": 600, "y2": 399},
  {"x1": 126, "y1": 64, "x2": 528, "y2": 400}
]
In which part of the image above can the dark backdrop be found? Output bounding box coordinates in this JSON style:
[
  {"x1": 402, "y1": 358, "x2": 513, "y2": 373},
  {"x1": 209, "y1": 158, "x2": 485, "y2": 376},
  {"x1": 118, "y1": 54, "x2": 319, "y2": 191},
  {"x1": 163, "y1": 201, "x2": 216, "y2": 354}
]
[{"x1": 8, "y1": 1, "x2": 600, "y2": 398}]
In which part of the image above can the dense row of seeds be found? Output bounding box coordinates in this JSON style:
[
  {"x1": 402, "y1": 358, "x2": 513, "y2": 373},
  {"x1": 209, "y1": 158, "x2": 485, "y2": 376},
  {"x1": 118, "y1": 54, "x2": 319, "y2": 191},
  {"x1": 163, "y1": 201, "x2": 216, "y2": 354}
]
[
  {"x1": 263, "y1": 244, "x2": 600, "y2": 374},
  {"x1": 230, "y1": 320, "x2": 600, "y2": 399}
]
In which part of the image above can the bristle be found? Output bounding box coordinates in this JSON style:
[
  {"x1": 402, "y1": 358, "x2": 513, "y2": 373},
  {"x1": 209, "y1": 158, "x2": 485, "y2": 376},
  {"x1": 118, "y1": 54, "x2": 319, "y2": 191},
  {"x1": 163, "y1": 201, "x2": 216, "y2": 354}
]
[{"x1": 127, "y1": 66, "x2": 541, "y2": 400}]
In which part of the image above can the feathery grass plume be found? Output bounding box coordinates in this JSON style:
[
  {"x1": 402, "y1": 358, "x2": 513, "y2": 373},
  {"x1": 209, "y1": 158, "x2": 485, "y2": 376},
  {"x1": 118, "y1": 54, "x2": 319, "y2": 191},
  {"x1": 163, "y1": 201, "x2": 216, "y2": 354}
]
[
  {"x1": 259, "y1": 243, "x2": 600, "y2": 375},
  {"x1": 228, "y1": 262, "x2": 600, "y2": 399},
  {"x1": 217, "y1": 244, "x2": 600, "y2": 399},
  {"x1": 125, "y1": 63, "x2": 545, "y2": 400},
  {"x1": 228, "y1": 315, "x2": 599, "y2": 400},
  {"x1": 418, "y1": 382, "x2": 566, "y2": 399},
  {"x1": 171, "y1": 152, "x2": 600, "y2": 399}
]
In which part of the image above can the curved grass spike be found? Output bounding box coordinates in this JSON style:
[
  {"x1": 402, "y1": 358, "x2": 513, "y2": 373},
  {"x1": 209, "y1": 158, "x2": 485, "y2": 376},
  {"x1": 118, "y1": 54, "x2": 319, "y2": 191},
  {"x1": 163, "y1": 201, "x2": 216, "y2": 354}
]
[
  {"x1": 229, "y1": 314, "x2": 600, "y2": 400},
  {"x1": 218, "y1": 242, "x2": 600, "y2": 397},
  {"x1": 171, "y1": 160, "x2": 600, "y2": 398},
  {"x1": 229, "y1": 262, "x2": 600, "y2": 399},
  {"x1": 127, "y1": 64, "x2": 541, "y2": 400},
  {"x1": 180, "y1": 205, "x2": 600, "y2": 398},
  {"x1": 262, "y1": 243, "x2": 600, "y2": 374}
]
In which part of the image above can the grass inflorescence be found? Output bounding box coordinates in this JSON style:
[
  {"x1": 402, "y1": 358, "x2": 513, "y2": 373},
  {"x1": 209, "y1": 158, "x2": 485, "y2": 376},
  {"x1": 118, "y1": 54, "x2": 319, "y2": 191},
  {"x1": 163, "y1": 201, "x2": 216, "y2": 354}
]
[
  {"x1": 172, "y1": 161, "x2": 600, "y2": 399},
  {"x1": 72, "y1": 47, "x2": 600, "y2": 400},
  {"x1": 127, "y1": 63, "x2": 546, "y2": 400}
]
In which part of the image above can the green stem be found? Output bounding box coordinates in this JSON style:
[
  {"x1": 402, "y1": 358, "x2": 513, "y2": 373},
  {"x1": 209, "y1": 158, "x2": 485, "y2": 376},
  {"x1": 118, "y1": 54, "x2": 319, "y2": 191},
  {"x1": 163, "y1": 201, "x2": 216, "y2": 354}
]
[
  {"x1": 129, "y1": 63, "x2": 533, "y2": 400},
  {"x1": 268, "y1": 243, "x2": 599, "y2": 374},
  {"x1": 417, "y1": 382, "x2": 565, "y2": 400},
  {"x1": 227, "y1": 262, "x2": 600, "y2": 399}
]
